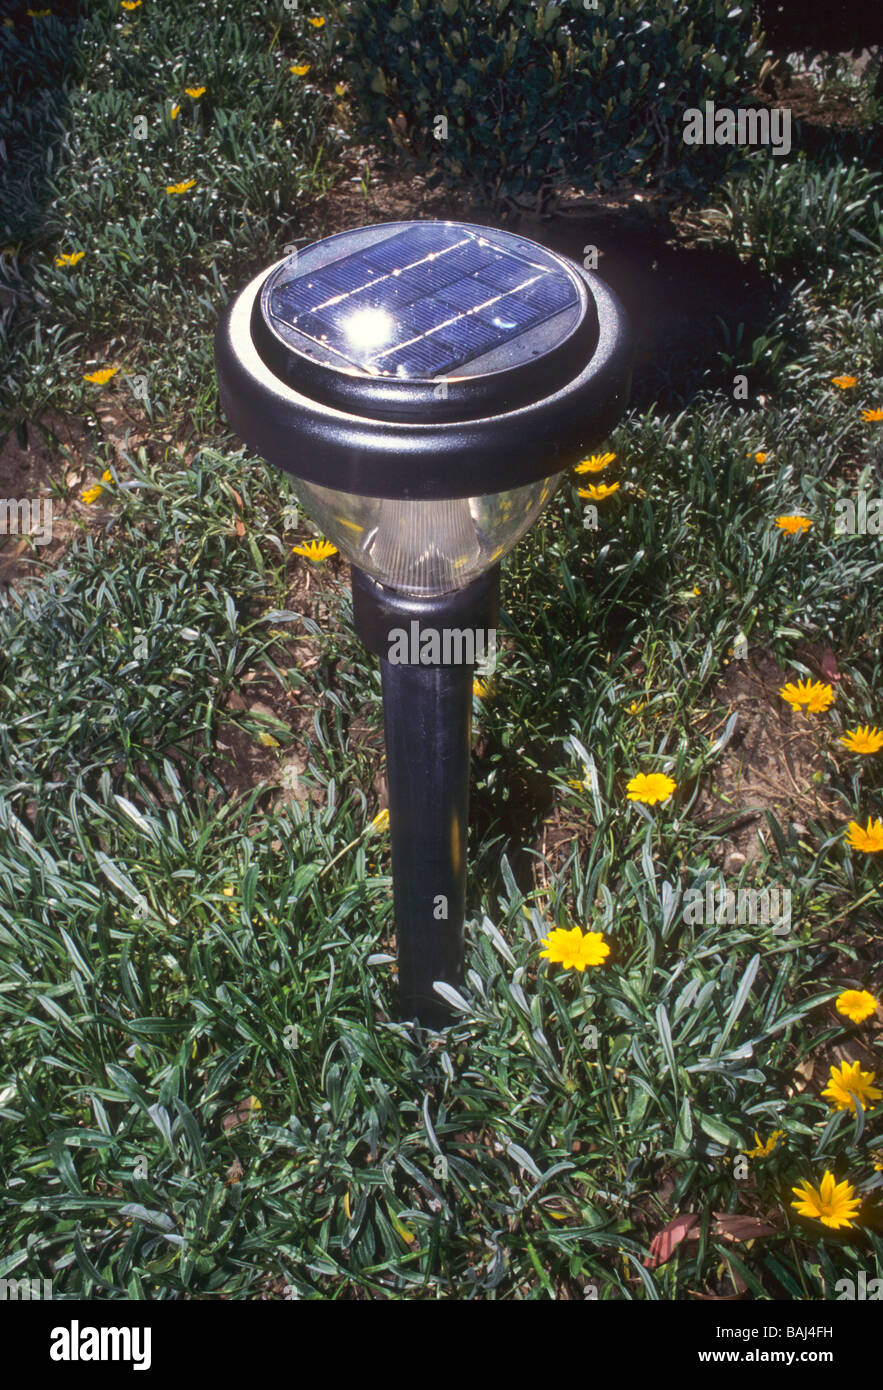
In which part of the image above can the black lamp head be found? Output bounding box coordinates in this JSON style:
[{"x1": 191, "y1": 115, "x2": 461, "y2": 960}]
[{"x1": 215, "y1": 218, "x2": 632, "y2": 593}]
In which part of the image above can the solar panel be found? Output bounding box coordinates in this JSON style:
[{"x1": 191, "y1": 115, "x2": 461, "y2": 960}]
[{"x1": 264, "y1": 223, "x2": 582, "y2": 380}]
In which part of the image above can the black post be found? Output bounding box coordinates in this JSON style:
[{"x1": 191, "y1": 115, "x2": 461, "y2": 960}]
[{"x1": 351, "y1": 564, "x2": 500, "y2": 1028}]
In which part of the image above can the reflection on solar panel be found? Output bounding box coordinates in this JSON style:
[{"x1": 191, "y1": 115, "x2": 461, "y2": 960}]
[{"x1": 266, "y1": 224, "x2": 580, "y2": 379}]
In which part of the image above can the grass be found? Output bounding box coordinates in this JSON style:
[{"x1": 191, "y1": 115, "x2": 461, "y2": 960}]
[{"x1": 0, "y1": 1, "x2": 882, "y2": 1300}]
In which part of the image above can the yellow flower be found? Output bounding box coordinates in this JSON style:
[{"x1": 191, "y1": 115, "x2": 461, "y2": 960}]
[
  {"x1": 778, "y1": 678, "x2": 834, "y2": 714},
  {"x1": 290, "y1": 64, "x2": 311, "y2": 75},
  {"x1": 185, "y1": 86, "x2": 206, "y2": 98},
  {"x1": 55, "y1": 250, "x2": 85, "y2": 267},
  {"x1": 291, "y1": 539, "x2": 337, "y2": 561},
  {"x1": 845, "y1": 817, "x2": 883, "y2": 853},
  {"x1": 745, "y1": 1129, "x2": 785, "y2": 1158},
  {"x1": 752, "y1": 451, "x2": 769, "y2": 464},
  {"x1": 791, "y1": 1171, "x2": 861, "y2": 1230},
  {"x1": 473, "y1": 676, "x2": 496, "y2": 700},
  {"x1": 170, "y1": 103, "x2": 180, "y2": 119},
  {"x1": 568, "y1": 764, "x2": 593, "y2": 791},
  {"x1": 692, "y1": 585, "x2": 701, "y2": 595},
  {"x1": 307, "y1": 15, "x2": 325, "y2": 25},
  {"x1": 628, "y1": 699, "x2": 646, "y2": 714},
  {"x1": 626, "y1": 772, "x2": 676, "y2": 806},
  {"x1": 821, "y1": 1060, "x2": 882, "y2": 1114},
  {"x1": 222, "y1": 885, "x2": 235, "y2": 896},
  {"x1": 27, "y1": 8, "x2": 52, "y2": 16},
  {"x1": 334, "y1": 83, "x2": 346, "y2": 96},
  {"x1": 841, "y1": 725, "x2": 883, "y2": 755},
  {"x1": 861, "y1": 407, "x2": 883, "y2": 422},
  {"x1": 83, "y1": 366, "x2": 119, "y2": 384},
  {"x1": 775, "y1": 514, "x2": 812, "y2": 534},
  {"x1": 166, "y1": 179, "x2": 196, "y2": 194},
  {"x1": 100, "y1": 469, "x2": 115, "y2": 484},
  {"x1": 831, "y1": 375, "x2": 857, "y2": 389},
  {"x1": 836, "y1": 989, "x2": 878, "y2": 1024},
  {"x1": 80, "y1": 485, "x2": 104, "y2": 504},
  {"x1": 578, "y1": 482, "x2": 620, "y2": 501},
  {"x1": 575, "y1": 452, "x2": 615, "y2": 474},
  {"x1": 539, "y1": 925, "x2": 610, "y2": 972},
  {"x1": 121, "y1": 0, "x2": 141, "y2": 8},
  {"x1": 369, "y1": 808, "x2": 389, "y2": 833}
]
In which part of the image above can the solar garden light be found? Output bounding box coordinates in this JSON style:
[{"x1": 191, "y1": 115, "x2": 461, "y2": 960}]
[{"x1": 215, "y1": 220, "x2": 632, "y2": 1029}]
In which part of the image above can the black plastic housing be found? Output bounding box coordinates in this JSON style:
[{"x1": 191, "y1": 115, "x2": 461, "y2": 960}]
[{"x1": 214, "y1": 222, "x2": 632, "y2": 501}]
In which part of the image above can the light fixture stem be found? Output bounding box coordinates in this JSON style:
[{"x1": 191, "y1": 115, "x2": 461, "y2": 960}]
[{"x1": 351, "y1": 563, "x2": 500, "y2": 1026}]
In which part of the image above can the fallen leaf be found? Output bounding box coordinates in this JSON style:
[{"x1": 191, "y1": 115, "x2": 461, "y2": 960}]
[
  {"x1": 712, "y1": 1213, "x2": 780, "y2": 1242},
  {"x1": 644, "y1": 1212, "x2": 700, "y2": 1269},
  {"x1": 791, "y1": 1058, "x2": 816, "y2": 1093},
  {"x1": 222, "y1": 1095, "x2": 262, "y2": 1131},
  {"x1": 819, "y1": 646, "x2": 841, "y2": 683}
]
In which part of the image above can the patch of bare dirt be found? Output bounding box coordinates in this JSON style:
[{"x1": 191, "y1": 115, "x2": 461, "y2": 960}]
[
  {"x1": 0, "y1": 405, "x2": 161, "y2": 590},
  {"x1": 693, "y1": 647, "x2": 844, "y2": 869},
  {"x1": 0, "y1": 411, "x2": 93, "y2": 588}
]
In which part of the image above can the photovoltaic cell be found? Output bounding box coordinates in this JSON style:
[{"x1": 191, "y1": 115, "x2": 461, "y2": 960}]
[{"x1": 265, "y1": 223, "x2": 580, "y2": 379}]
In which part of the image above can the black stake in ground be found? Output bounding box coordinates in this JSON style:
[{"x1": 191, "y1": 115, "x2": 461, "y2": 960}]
[{"x1": 215, "y1": 219, "x2": 632, "y2": 1028}]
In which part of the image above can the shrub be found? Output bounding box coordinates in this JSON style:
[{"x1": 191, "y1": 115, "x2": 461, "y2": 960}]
[
  {"x1": 690, "y1": 152, "x2": 883, "y2": 280},
  {"x1": 328, "y1": 0, "x2": 765, "y2": 210}
]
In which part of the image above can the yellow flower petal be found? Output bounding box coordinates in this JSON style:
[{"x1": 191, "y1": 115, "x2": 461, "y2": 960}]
[
  {"x1": 841, "y1": 725, "x2": 883, "y2": 755},
  {"x1": 821, "y1": 1060, "x2": 882, "y2": 1114},
  {"x1": 539, "y1": 925, "x2": 610, "y2": 972},
  {"x1": 778, "y1": 679, "x2": 834, "y2": 714},
  {"x1": 578, "y1": 482, "x2": 620, "y2": 501},
  {"x1": 790, "y1": 1170, "x2": 860, "y2": 1230},
  {"x1": 775, "y1": 514, "x2": 812, "y2": 534},
  {"x1": 574, "y1": 452, "x2": 615, "y2": 474},
  {"x1": 845, "y1": 817, "x2": 883, "y2": 853},
  {"x1": 625, "y1": 772, "x2": 676, "y2": 806},
  {"x1": 291, "y1": 539, "x2": 337, "y2": 561},
  {"x1": 835, "y1": 989, "x2": 878, "y2": 1024}
]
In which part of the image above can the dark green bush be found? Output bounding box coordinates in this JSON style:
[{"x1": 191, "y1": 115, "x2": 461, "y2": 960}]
[{"x1": 328, "y1": 0, "x2": 766, "y2": 209}]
